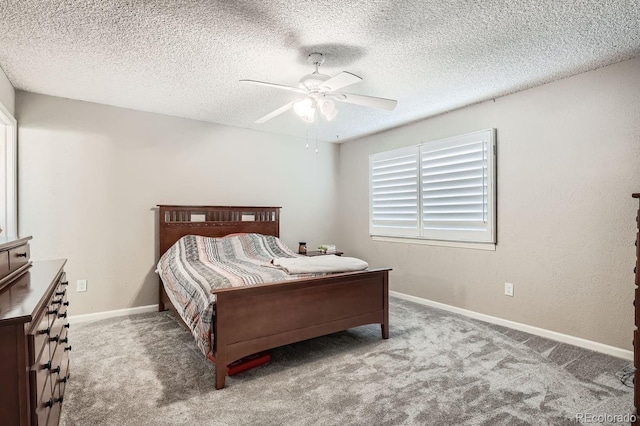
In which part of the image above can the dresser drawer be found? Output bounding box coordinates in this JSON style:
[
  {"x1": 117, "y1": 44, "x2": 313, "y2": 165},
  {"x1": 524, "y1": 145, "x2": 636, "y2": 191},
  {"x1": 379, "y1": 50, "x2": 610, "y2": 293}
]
[
  {"x1": 636, "y1": 370, "x2": 640, "y2": 409},
  {"x1": 28, "y1": 309, "x2": 51, "y2": 366},
  {"x1": 55, "y1": 355, "x2": 70, "y2": 396},
  {"x1": 50, "y1": 287, "x2": 64, "y2": 302},
  {"x1": 48, "y1": 316, "x2": 64, "y2": 357},
  {"x1": 49, "y1": 337, "x2": 65, "y2": 383},
  {"x1": 637, "y1": 288, "x2": 640, "y2": 327},
  {"x1": 632, "y1": 330, "x2": 640, "y2": 370},
  {"x1": 33, "y1": 349, "x2": 55, "y2": 403},
  {"x1": 52, "y1": 350, "x2": 70, "y2": 421},
  {"x1": 50, "y1": 313, "x2": 68, "y2": 356},
  {"x1": 636, "y1": 329, "x2": 640, "y2": 368},
  {"x1": 50, "y1": 328, "x2": 70, "y2": 388},
  {"x1": 31, "y1": 372, "x2": 54, "y2": 426},
  {"x1": 48, "y1": 380, "x2": 64, "y2": 426},
  {"x1": 50, "y1": 288, "x2": 68, "y2": 319},
  {"x1": 8, "y1": 243, "x2": 30, "y2": 273},
  {"x1": 49, "y1": 282, "x2": 67, "y2": 314},
  {"x1": 0, "y1": 250, "x2": 8, "y2": 279}
]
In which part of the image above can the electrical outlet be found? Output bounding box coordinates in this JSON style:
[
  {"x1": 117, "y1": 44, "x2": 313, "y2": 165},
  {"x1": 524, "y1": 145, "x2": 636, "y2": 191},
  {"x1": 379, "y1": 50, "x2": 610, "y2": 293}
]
[
  {"x1": 77, "y1": 279, "x2": 87, "y2": 292},
  {"x1": 504, "y1": 282, "x2": 514, "y2": 297}
]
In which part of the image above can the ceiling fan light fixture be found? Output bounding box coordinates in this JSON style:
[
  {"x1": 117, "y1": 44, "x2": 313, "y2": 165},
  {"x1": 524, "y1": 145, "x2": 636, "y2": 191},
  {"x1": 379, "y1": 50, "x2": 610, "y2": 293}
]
[
  {"x1": 319, "y1": 99, "x2": 338, "y2": 121},
  {"x1": 293, "y1": 97, "x2": 315, "y2": 117},
  {"x1": 300, "y1": 108, "x2": 316, "y2": 123},
  {"x1": 324, "y1": 108, "x2": 338, "y2": 121}
]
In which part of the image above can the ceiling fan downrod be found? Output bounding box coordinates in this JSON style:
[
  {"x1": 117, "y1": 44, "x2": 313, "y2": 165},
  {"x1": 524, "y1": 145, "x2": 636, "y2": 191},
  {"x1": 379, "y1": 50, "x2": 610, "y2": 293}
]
[{"x1": 308, "y1": 52, "x2": 325, "y2": 74}]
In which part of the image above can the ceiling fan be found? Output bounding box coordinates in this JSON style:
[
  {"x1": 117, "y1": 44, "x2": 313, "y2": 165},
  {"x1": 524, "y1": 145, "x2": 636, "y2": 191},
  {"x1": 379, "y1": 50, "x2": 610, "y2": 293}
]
[{"x1": 240, "y1": 53, "x2": 397, "y2": 124}]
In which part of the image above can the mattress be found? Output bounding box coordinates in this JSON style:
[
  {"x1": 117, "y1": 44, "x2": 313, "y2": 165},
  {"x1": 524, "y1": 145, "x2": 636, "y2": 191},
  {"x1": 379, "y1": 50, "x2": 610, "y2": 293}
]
[{"x1": 156, "y1": 233, "x2": 302, "y2": 355}]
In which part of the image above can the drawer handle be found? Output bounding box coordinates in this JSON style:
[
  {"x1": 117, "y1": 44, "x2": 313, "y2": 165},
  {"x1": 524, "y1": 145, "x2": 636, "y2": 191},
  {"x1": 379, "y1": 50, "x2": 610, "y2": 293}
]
[
  {"x1": 59, "y1": 374, "x2": 69, "y2": 384},
  {"x1": 48, "y1": 308, "x2": 58, "y2": 315},
  {"x1": 44, "y1": 398, "x2": 54, "y2": 408},
  {"x1": 65, "y1": 345, "x2": 72, "y2": 352},
  {"x1": 51, "y1": 366, "x2": 61, "y2": 374},
  {"x1": 15, "y1": 252, "x2": 27, "y2": 258},
  {"x1": 63, "y1": 301, "x2": 70, "y2": 306},
  {"x1": 64, "y1": 323, "x2": 70, "y2": 329},
  {"x1": 52, "y1": 300, "x2": 62, "y2": 305},
  {"x1": 42, "y1": 361, "x2": 52, "y2": 370},
  {"x1": 38, "y1": 327, "x2": 50, "y2": 335},
  {"x1": 55, "y1": 396, "x2": 64, "y2": 404},
  {"x1": 55, "y1": 291, "x2": 66, "y2": 296},
  {"x1": 60, "y1": 337, "x2": 69, "y2": 344},
  {"x1": 49, "y1": 335, "x2": 59, "y2": 343},
  {"x1": 61, "y1": 281, "x2": 69, "y2": 286},
  {"x1": 58, "y1": 312, "x2": 67, "y2": 319}
]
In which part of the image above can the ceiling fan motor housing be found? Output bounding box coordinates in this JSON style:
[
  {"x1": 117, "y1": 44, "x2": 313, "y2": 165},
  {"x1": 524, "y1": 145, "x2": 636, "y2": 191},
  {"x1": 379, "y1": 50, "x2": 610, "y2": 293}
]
[
  {"x1": 298, "y1": 73, "x2": 330, "y2": 91},
  {"x1": 299, "y1": 52, "x2": 330, "y2": 90}
]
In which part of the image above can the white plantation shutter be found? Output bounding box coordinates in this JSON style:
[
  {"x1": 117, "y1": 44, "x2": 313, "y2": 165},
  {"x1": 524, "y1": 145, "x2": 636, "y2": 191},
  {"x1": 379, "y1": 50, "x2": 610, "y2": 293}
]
[
  {"x1": 369, "y1": 146, "x2": 419, "y2": 237},
  {"x1": 421, "y1": 130, "x2": 495, "y2": 242},
  {"x1": 369, "y1": 129, "x2": 496, "y2": 244}
]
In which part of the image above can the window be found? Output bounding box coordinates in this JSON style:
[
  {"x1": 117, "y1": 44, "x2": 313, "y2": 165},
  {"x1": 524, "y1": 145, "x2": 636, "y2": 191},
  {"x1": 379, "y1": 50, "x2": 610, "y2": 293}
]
[
  {"x1": 0, "y1": 102, "x2": 17, "y2": 238},
  {"x1": 369, "y1": 129, "x2": 496, "y2": 245}
]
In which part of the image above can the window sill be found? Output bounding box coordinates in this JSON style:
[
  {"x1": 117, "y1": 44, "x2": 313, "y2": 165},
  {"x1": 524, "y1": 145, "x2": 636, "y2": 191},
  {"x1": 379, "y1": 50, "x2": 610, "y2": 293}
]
[{"x1": 371, "y1": 236, "x2": 496, "y2": 251}]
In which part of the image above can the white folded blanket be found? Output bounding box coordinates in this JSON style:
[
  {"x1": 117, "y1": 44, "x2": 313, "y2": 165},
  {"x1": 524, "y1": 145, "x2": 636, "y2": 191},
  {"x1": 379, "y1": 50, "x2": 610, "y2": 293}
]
[{"x1": 272, "y1": 256, "x2": 368, "y2": 275}]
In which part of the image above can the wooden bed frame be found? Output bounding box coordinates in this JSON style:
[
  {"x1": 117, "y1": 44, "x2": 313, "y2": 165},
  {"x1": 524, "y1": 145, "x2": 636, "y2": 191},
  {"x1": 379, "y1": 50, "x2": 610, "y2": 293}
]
[{"x1": 157, "y1": 205, "x2": 390, "y2": 389}]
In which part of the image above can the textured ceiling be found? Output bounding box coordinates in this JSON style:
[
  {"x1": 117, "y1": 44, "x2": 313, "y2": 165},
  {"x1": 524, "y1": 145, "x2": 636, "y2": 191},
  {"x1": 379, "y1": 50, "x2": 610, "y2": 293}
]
[{"x1": 1, "y1": 1, "x2": 639, "y2": 142}]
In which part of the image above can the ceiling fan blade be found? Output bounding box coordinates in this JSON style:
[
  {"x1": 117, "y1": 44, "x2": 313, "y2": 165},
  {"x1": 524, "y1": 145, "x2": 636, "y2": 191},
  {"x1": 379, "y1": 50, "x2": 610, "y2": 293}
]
[
  {"x1": 254, "y1": 101, "x2": 294, "y2": 124},
  {"x1": 333, "y1": 92, "x2": 397, "y2": 111},
  {"x1": 319, "y1": 72, "x2": 362, "y2": 92},
  {"x1": 240, "y1": 79, "x2": 307, "y2": 94}
]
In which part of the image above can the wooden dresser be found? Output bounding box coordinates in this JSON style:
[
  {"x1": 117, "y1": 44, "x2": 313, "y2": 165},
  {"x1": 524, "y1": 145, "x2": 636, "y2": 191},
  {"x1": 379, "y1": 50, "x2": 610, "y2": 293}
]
[
  {"x1": 0, "y1": 236, "x2": 70, "y2": 426},
  {"x1": 634, "y1": 193, "x2": 640, "y2": 423}
]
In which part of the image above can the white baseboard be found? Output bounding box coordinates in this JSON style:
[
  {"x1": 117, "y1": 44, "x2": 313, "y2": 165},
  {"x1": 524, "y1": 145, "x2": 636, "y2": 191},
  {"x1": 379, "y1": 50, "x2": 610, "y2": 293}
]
[
  {"x1": 390, "y1": 291, "x2": 633, "y2": 361},
  {"x1": 68, "y1": 304, "x2": 158, "y2": 324},
  {"x1": 67, "y1": 295, "x2": 633, "y2": 360}
]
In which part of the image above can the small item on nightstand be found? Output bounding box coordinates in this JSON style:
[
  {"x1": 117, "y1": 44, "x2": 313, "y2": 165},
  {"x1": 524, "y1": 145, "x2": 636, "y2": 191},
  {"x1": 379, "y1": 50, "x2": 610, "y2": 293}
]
[
  {"x1": 318, "y1": 244, "x2": 336, "y2": 254},
  {"x1": 298, "y1": 242, "x2": 307, "y2": 254}
]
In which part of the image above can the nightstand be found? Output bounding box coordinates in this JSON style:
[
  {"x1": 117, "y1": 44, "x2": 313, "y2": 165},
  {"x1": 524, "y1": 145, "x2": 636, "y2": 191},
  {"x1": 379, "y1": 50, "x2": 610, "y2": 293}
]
[{"x1": 302, "y1": 251, "x2": 344, "y2": 256}]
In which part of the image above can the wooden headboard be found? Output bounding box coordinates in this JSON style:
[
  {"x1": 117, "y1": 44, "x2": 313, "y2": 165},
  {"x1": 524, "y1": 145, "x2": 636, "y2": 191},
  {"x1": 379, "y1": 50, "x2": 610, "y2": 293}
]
[{"x1": 158, "y1": 205, "x2": 281, "y2": 256}]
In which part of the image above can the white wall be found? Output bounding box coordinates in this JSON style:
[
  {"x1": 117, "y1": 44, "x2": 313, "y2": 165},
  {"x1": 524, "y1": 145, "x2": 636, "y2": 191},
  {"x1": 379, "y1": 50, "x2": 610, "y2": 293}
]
[
  {"x1": 17, "y1": 92, "x2": 340, "y2": 315},
  {"x1": 338, "y1": 57, "x2": 640, "y2": 350},
  {"x1": 0, "y1": 66, "x2": 15, "y2": 115},
  {"x1": 0, "y1": 66, "x2": 16, "y2": 240}
]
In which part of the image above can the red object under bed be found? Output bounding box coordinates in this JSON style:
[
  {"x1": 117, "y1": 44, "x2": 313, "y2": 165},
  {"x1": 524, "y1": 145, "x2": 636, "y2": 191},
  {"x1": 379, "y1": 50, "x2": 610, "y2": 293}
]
[{"x1": 208, "y1": 352, "x2": 271, "y2": 376}]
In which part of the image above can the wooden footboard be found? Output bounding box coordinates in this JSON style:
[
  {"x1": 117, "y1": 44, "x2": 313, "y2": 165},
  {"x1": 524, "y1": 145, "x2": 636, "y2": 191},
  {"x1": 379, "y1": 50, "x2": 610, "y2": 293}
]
[{"x1": 211, "y1": 268, "x2": 390, "y2": 389}]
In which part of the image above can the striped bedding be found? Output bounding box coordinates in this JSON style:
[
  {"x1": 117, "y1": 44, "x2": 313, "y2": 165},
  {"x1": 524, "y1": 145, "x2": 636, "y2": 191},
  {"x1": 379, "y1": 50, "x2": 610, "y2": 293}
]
[{"x1": 156, "y1": 233, "x2": 304, "y2": 356}]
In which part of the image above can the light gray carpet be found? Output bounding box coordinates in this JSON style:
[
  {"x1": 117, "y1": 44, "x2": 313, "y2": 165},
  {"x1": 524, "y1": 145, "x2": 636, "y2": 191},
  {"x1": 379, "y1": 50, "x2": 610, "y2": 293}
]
[{"x1": 60, "y1": 298, "x2": 634, "y2": 426}]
